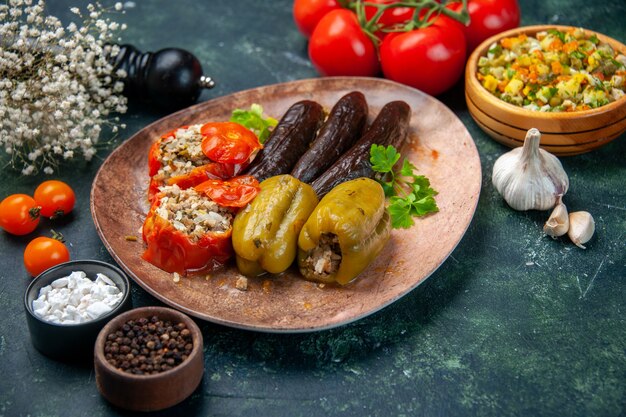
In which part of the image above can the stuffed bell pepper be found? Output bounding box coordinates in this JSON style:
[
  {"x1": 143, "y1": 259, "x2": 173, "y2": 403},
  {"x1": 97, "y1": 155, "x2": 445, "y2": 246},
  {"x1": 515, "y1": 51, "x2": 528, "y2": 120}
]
[
  {"x1": 298, "y1": 178, "x2": 391, "y2": 285},
  {"x1": 148, "y1": 122, "x2": 262, "y2": 201},
  {"x1": 142, "y1": 176, "x2": 260, "y2": 274},
  {"x1": 232, "y1": 175, "x2": 318, "y2": 276}
]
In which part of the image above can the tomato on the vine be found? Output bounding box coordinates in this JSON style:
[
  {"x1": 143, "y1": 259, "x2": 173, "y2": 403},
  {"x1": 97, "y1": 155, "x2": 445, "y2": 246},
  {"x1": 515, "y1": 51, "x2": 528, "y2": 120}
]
[
  {"x1": 34, "y1": 180, "x2": 76, "y2": 218},
  {"x1": 448, "y1": 0, "x2": 520, "y2": 51},
  {"x1": 0, "y1": 194, "x2": 40, "y2": 235},
  {"x1": 293, "y1": 0, "x2": 342, "y2": 38},
  {"x1": 309, "y1": 9, "x2": 380, "y2": 77},
  {"x1": 380, "y1": 14, "x2": 467, "y2": 96},
  {"x1": 24, "y1": 237, "x2": 70, "y2": 276},
  {"x1": 364, "y1": 0, "x2": 414, "y2": 39}
]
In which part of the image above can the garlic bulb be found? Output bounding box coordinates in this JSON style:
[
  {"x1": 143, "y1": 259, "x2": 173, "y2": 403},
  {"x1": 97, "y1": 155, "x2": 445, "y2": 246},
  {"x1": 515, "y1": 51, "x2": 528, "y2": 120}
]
[
  {"x1": 568, "y1": 211, "x2": 595, "y2": 249},
  {"x1": 492, "y1": 128, "x2": 569, "y2": 211},
  {"x1": 544, "y1": 196, "x2": 569, "y2": 237}
]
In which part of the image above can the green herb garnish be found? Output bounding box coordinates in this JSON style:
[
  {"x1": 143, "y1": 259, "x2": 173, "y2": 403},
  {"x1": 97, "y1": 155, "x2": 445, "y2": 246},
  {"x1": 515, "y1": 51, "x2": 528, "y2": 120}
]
[
  {"x1": 589, "y1": 34, "x2": 599, "y2": 45},
  {"x1": 370, "y1": 144, "x2": 439, "y2": 229},
  {"x1": 230, "y1": 104, "x2": 278, "y2": 144},
  {"x1": 548, "y1": 29, "x2": 566, "y2": 43}
]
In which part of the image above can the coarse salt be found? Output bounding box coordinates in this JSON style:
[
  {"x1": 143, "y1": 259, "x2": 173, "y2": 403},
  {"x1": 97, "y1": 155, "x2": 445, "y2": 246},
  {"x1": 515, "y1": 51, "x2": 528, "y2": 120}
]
[{"x1": 33, "y1": 271, "x2": 123, "y2": 325}]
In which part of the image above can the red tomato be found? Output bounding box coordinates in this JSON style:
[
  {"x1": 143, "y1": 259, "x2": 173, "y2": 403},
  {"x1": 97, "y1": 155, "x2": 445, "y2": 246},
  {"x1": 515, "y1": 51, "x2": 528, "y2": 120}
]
[
  {"x1": 448, "y1": 0, "x2": 520, "y2": 51},
  {"x1": 194, "y1": 176, "x2": 260, "y2": 208},
  {"x1": 380, "y1": 14, "x2": 466, "y2": 96},
  {"x1": 308, "y1": 9, "x2": 381, "y2": 77},
  {"x1": 364, "y1": 0, "x2": 413, "y2": 39},
  {"x1": 200, "y1": 122, "x2": 263, "y2": 165},
  {"x1": 293, "y1": 0, "x2": 342, "y2": 38},
  {"x1": 33, "y1": 180, "x2": 76, "y2": 218},
  {"x1": 24, "y1": 237, "x2": 70, "y2": 276},
  {"x1": 0, "y1": 194, "x2": 40, "y2": 235}
]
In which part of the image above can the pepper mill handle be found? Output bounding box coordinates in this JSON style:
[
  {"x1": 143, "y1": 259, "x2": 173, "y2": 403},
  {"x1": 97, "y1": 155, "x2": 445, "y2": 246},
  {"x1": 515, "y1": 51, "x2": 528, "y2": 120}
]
[{"x1": 110, "y1": 44, "x2": 215, "y2": 109}]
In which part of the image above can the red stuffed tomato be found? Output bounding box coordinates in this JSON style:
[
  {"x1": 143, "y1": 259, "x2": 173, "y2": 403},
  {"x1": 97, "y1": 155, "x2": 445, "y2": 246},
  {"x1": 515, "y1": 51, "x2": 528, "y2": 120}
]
[
  {"x1": 380, "y1": 15, "x2": 466, "y2": 96},
  {"x1": 200, "y1": 122, "x2": 262, "y2": 165},
  {"x1": 308, "y1": 9, "x2": 380, "y2": 77},
  {"x1": 293, "y1": 0, "x2": 342, "y2": 38},
  {"x1": 448, "y1": 0, "x2": 520, "y2": 51},
  {"x1": 195, "y1": 176, "x2": 260, "y2": 208}
]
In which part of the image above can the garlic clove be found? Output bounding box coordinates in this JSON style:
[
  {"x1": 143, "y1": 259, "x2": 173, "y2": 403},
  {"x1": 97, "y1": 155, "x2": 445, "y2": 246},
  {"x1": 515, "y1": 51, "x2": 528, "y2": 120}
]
[
  {"x1": 568, "y1": 211, "x2": 595, "y2": 249},
  {"x1": 492, "y1": 128, "x2": 569, "y2": 211},
  {"x1": 544, "y1": 197, "x2": 569, "y2": 237}
]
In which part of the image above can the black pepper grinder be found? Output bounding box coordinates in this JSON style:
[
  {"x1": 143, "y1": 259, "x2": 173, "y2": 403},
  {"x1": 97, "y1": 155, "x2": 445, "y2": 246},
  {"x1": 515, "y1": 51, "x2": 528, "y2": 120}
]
[{"x1": 110, "y1": 44, "x2": 215, "y2": 110}]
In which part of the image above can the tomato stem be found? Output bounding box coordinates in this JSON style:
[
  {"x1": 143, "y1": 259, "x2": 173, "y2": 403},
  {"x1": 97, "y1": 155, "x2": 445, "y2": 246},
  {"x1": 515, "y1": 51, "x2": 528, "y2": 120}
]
[{"x1": 353, "y1": 0, "x2": 469, "y2": 43}]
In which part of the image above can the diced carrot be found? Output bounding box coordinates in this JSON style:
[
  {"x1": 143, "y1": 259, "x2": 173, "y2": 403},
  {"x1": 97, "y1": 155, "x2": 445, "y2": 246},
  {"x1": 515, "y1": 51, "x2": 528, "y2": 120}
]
[
  {"x1": 551, "y1": 61, "x2": 563, "y2": 75},
  {"x1": 549, "y1": 39, "x2": 563, "y2": 51},
  {"x1": 533, "y1": 50, "x2": 544, "y2": 60},
  {"x1": 563, "y1": 41, "x2": 579, "y2": 54},
  {"x1": 501, "y1": 37, "x2": 515, "y2": 49}
]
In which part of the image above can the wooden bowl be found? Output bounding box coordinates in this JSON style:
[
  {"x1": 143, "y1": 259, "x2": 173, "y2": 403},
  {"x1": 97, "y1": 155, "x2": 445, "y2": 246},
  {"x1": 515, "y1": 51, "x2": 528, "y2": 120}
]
[
  {"x1": 465, "y1": 25, "x2": 626, "y2": 156},
  {"x1": 94, "y1": 306, "x2": 204, "y2": 412}
]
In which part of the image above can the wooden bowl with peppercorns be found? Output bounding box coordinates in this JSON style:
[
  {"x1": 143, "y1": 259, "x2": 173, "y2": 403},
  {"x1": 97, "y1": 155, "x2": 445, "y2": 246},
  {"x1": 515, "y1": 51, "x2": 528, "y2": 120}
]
[
  {"x1": 465, "y1": 25, "x2": 626, "y2": 156},
  {"x1": 94, "y1": 306, "x2": 204, "y2": 412}
]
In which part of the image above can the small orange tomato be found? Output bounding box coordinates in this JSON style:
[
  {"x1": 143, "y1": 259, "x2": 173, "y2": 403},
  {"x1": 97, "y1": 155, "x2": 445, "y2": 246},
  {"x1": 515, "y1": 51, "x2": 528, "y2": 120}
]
[
  {"x1": 0, "y1": 194, "x2": 40, "y2": 235},
  {"x1": 34, "y1": 180, "x2": 76, "y2": 218},
  {"x1": 24, "y1": 237, "x2": 70, "y2": 277}
]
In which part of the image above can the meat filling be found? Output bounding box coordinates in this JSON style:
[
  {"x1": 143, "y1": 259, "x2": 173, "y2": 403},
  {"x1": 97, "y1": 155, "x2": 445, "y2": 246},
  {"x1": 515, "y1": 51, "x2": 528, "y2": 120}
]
[
  {"x1": 303, "y1": 233, "x2": 342, "y2": 279},
  {"x1": 154, "y1": 124, "x2": 211, "y2": 181},
  {"x1": 155, "y1": 185, "x2": 232, "y2": 240}
]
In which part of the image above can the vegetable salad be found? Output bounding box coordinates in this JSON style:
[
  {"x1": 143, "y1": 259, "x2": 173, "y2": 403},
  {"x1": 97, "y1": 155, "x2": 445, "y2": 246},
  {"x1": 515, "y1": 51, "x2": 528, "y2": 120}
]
[{"x1": 477, "y1": 28, "x2": 626, "y2": 111}]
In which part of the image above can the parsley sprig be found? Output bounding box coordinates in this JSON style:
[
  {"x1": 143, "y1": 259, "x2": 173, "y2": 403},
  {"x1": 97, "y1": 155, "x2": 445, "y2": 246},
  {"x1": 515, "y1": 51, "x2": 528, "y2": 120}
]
[
  {"x1": 230, "y1": 104, "x2": 278, "y2": 144},
  {"x1": 370, "y1": 144, "x2": 439, "y2": 229}
]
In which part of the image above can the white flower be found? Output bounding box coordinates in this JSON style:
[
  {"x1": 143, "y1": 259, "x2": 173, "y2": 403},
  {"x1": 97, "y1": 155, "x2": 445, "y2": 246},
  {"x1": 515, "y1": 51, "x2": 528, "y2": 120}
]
[
  {"x1": 0, "y1": 0, "x2": 127, "y2": 175},
  {"x1": 114, "y1": 2, "x2": 123, "y2": 11}
]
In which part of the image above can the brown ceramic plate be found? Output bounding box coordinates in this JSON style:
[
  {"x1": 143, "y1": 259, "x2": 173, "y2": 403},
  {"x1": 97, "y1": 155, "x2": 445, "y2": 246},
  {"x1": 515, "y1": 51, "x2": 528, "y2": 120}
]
[{"x1": 91, "y1": 77, "x2": 481, "y2": 333}]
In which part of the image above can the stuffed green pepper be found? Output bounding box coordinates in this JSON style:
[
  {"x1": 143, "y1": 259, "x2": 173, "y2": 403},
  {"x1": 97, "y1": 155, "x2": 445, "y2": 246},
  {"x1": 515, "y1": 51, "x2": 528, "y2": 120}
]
[
  {"x1": 233, "y1": 175, "x2": 319, "y2": 276},
  {"x1": 298, "y1": 178, "x2": 391, "y2": 285}
]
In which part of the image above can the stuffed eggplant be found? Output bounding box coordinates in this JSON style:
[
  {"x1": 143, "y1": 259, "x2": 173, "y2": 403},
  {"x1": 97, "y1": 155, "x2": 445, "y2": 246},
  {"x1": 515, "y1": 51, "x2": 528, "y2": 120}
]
[
  {"x1": 298, "y1": 178, "x2": 391, "y2": 285},
  {"x1": 245, "y1": 100, "x2": 325, "y2": 181},
  {"x1": 233, "y1": 175, "x2": 318, "y2": 276},
  {"x1": 311, "y1": 101, "x2": 411, "y2": 197},
  {"x1": 291, "y1": 91, "x2": 368, "y2": 183}
]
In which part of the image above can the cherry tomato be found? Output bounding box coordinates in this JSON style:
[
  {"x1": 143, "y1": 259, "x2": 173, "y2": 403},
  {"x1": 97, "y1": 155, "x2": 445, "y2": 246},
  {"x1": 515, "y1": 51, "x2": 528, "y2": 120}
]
[
  {"x1": 364, "y1": 0, "x2": 414, "y2": 39},
  {"x1": 200, "y1": 122, "x2": 263, "y2": 165},
  {"x1": 0, "y1": 194, "x2": 40, "y2": 235},
  {"x1": 308, "y1": 9, "x2": 381, "y2": 77},
  {"x1": 24, "y1": 237, "x2": 70, "y2": 276},
  {"x1": 194, "y1": 176, "x2": 260, "y2": 208},
  {"x1": 33, "y1": 180, "x2": 76, "y2": 218},
  {"x1": 448, "y1": 0, "x2": 520, "y2": 52},
  {"x1": 380, "y1": 14, "x2": 467, "y2": 96},
  {"x1": 293, "y1": 0, "x2": 342, "y2": 38}
]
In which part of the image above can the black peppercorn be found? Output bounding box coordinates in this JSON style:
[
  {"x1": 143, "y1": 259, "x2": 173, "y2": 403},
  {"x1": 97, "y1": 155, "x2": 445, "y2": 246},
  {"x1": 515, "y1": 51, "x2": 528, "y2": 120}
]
[{"x1": 104, "y1": 315, "x2": 194, "y2": 375}]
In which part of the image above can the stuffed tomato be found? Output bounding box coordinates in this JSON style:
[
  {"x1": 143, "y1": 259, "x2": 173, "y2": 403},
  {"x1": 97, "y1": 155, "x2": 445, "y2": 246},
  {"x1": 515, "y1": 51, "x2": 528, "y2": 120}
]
[
  {"x1": 142, "y1": 176, "x2": 260, "y2": 274},
  {"x1": 148, "y1": 123, "x2": 262, "y2": 201}
]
